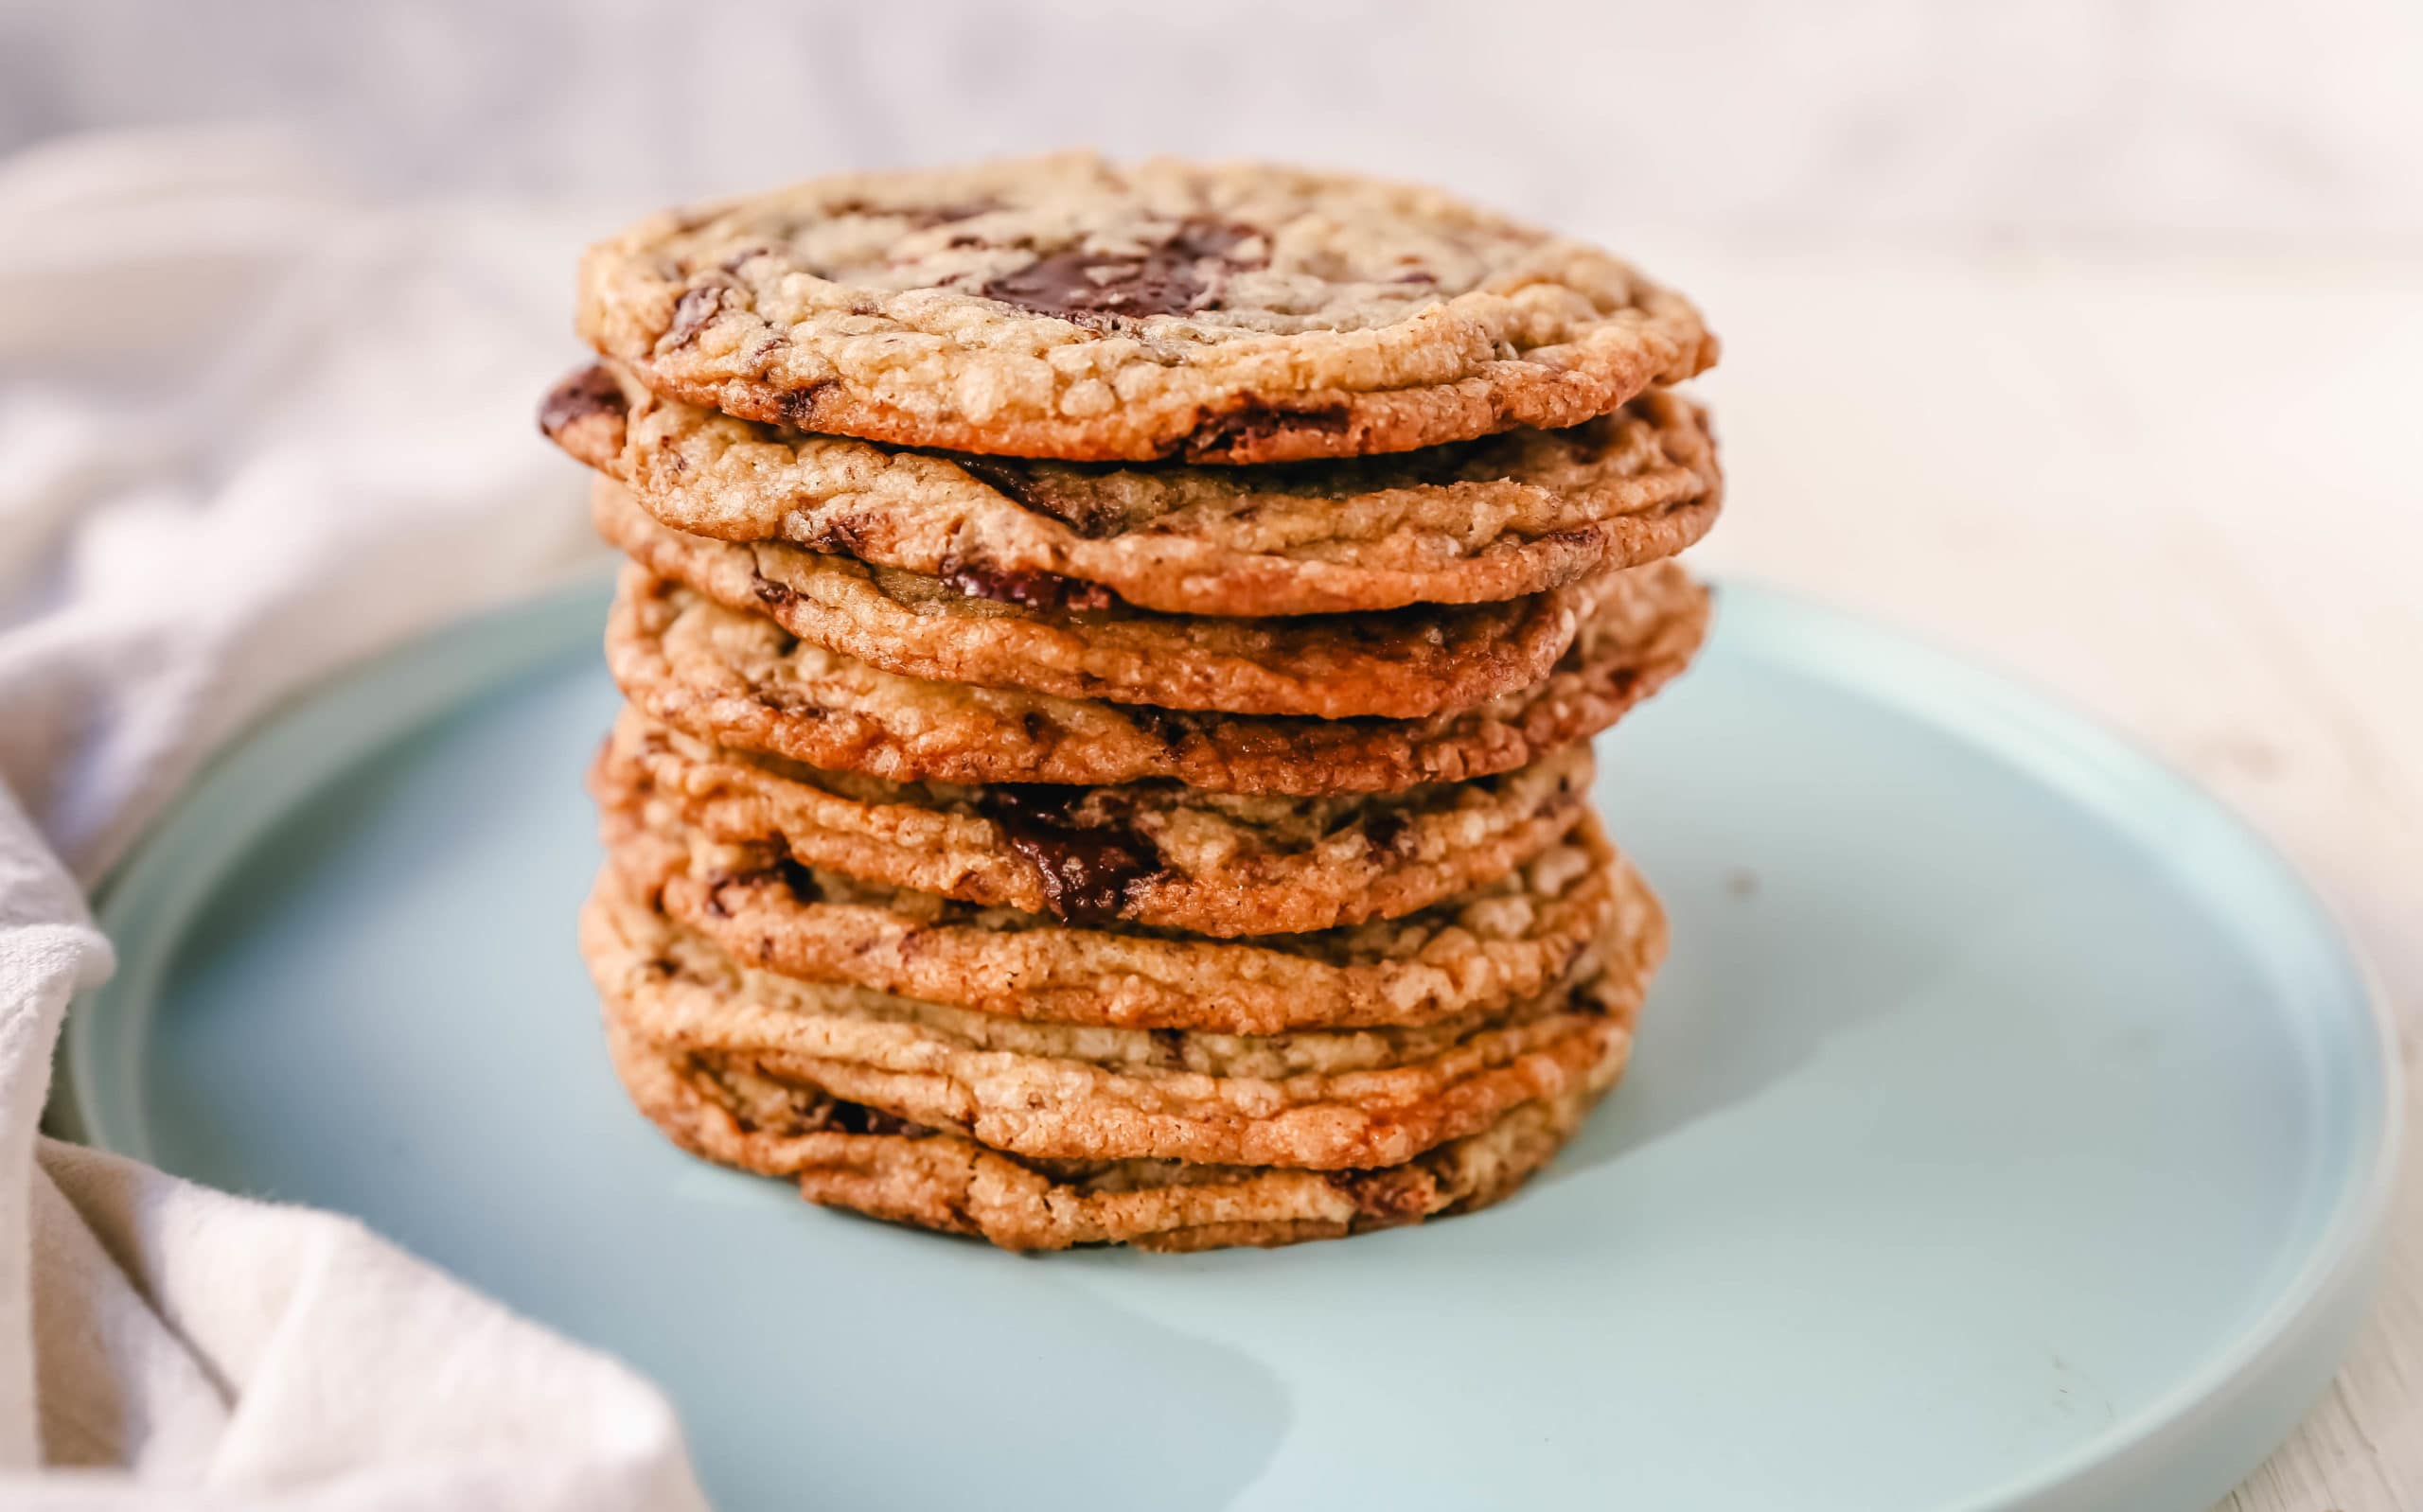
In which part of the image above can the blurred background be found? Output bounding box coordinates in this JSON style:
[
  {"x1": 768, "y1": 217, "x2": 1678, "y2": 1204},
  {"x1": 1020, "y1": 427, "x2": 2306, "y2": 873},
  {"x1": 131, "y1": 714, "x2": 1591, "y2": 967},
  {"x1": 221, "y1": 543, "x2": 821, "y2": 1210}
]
[
  {"x1": 8, "y1": 0, "x2": 2422, "y2": 241},
  {"x1": 3, "y1": 5, "x2": 2418, "y2": 1507}
]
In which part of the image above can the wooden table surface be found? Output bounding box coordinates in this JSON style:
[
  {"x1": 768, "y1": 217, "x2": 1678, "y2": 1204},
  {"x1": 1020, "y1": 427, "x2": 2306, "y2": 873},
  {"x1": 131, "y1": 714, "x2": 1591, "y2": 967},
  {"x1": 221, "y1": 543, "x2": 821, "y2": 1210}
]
[{"x1": 1656, "y1": 239, "x2": 2423, "y2": 1510}]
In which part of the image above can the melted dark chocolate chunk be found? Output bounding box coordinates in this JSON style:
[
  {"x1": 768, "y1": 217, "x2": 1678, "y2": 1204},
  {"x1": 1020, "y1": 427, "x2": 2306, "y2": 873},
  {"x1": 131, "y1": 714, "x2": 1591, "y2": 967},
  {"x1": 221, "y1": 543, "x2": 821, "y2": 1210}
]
[
  {"x1": 704, "y1": 858, "x2": 822, "y2": 917},
  {"x1": 819, "y1": 1099, "x2": 920, "y2": 1136},
  {"x1": 1181, "y1": 398, "x2": 1353, "y2": 463},
  {"x1": 751, "y1": 573, "x2": 800, "y2": 611},
  {"x1": 955, "y1": 457, "x2": 1126, "y2": 539},
  {"x1": 978, "y1": 785, "x2": 1162, "y2": 924},
  {"x1": 664, "y1": 285, "x2": 726, "y2": 347},
  {"x1": 950, "y1": 457, "x2": 1044, "y2": 516},
  {"x1": 1122, "y1": 705, "x2": 1212, "y2": 749},
  {"x1": 1330, "y1": 1167, "x2": 1435, "y2": 1225},
  {"x1": 775, "y1": 379, "x2": 838, "y2": 430},
  {"x1": 941, "y1": 558, "x2": 1113, "y2": 612},
  {"x1": 805, "y1": 512, "x2": 871, "y2": 557},
  {"x1": 978, "y1": 219, "x2": 1263, "y2": 326},
  {"x1": 766, "y1": 856, "x2": 821, "y2": 902},
  {"x1": 536, "y1": 364, "x2": 627, "y2": 440},
  {"x1": 1361, "y1": 809, "x2": 1413, "y2": 854}
]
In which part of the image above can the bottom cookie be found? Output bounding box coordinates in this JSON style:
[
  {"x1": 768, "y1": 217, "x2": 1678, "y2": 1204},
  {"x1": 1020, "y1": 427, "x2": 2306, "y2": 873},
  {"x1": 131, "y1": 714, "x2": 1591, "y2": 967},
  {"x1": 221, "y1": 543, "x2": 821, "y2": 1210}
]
[{"x1": 605, "y1": 1011, "x2": 1630, "y2": 1254}]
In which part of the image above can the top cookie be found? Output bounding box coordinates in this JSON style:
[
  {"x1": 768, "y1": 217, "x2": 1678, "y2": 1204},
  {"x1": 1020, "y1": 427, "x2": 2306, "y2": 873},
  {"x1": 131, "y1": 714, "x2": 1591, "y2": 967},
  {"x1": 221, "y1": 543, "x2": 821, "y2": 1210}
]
[{"x1": 576, "y1": 153, "x2": 1717, "y2": 463}]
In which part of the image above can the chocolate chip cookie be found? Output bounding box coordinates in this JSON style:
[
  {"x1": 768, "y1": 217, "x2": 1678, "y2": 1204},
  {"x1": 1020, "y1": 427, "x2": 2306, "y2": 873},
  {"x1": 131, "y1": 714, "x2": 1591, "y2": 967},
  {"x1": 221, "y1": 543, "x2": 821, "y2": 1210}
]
[
  {"x1": 603, "y1": 562, "x2": 1707, "y2": 795},
  {"x1": 596, "y1": 707, "x2": 1591, "y2": 936},
  {"x1": 545, "y1": 361, "x2": 1720, "y2": 618},
  {"x1": 575, "y1": 153, "x2": 1716, "y2": 463},
  {"x1": 601, "y1": 805, "x2": 1650, "y2": 1036},
  {"x1": 606, "y1": 1011, "x2": 1629, "y2": 1252},
  {"x1": 592, "y1": 478, "x2": 1614, "y2": 719},
  {"x1": 586, "y1": 866, "x2": 1641, "y2": 1170}
]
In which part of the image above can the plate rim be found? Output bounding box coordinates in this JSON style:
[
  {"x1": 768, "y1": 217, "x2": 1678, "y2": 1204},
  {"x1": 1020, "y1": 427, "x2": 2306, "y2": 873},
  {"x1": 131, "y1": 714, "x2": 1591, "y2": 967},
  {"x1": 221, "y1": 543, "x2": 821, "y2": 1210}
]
[
  {"x1": 56, "y1": 572, "x2": 2402, "y2": 1512},
  {"x1": 1706, "y1": 580, "x2": 2403, "y2": 1511}
]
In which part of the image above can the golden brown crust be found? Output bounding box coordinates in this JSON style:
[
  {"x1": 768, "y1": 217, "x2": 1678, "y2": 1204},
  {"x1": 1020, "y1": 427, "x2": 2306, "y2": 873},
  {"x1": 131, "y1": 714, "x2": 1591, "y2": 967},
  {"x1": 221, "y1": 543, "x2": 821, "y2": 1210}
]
[
  {"x1": 544, "y1": 361, "x2": 1721, "y2": 618},
  {"x1": 600, "y1": 806, "x2": 1654, "y2": 1036},
  {"x1": 584, "y1": 868, "x2": 1642, "y2": 1170},
  {"x1": 592, "y1": 479, "x2": 1606, "y2": 719},
  {"x1": 607, "y1": 1013, "x2": 1626, "y2": 1252},
  {"x1": 575, "y1": 154, "x2": 1715, "y2": 463},
  {"x1": 595, "y1": 707, "x2": 1591, "y2": 937},
  {"x1": 602, "y1": 562, "x2": 1707, "y2": 796}
]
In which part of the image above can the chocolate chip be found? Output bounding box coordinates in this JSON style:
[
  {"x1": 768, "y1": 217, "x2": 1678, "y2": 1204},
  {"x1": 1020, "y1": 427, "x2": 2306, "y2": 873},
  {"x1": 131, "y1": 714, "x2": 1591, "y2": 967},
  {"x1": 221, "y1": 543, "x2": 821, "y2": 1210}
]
[
  {"x1": 977, "y1": 218, "x2": 1263, "y2": 327},
  {"x1": 1123, "y1": 705, "x2": 1209, "y2": 750},
  {"x1": 820, "y1": 1099, "x2": 920, "y2": 1136},
  {"x1": 767, "y1": 856, "x2": 821, "y2": 902},
  {"x1": 1330, "y1": 1168, "x2": 1437, "y2": 1226},
  {"x1": 941, "y1": 558, "x2": 1114, "y2": 612},
  {"x1": 752, "y1": 573, "x2": 800, "y2": 612},
  {"x1": 805, "y1": 513, "x2": 871, "y2": 557},
  {"x1": 775, "y1": 380, "x2": 838, "y2": 430},
  {"x1": 700, "y1": 858, "x2": 820, "y2": 918},
  {"x1": 956, "y1": 457, "x2": 1125, "y2": 539},
  {"x1": 979, "y1": 785, "x2": 1162, "y2": 925},
  {"x1": 1181, "y1": 399, "x2": 1353, "y2": 463},
  {"x1": 952, "y1": 457, "x2": 1040, "y2": 510},
  {"x1": 1361, "y1": 809, "x2": 1413, "y2": 854},
  {"x1": 664, "y1": 286, "x2": 726, "y2": 347},
  {"x1": 536, "y1": 364, "x2": 627, "y2": 440}
]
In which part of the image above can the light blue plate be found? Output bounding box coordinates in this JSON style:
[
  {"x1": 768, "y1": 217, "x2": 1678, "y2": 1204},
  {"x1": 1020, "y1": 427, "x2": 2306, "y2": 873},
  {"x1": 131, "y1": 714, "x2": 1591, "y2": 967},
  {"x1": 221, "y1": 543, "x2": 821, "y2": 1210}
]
[{"x1": 59, "y1": 575, "x2": 2396, "y2": 1512}]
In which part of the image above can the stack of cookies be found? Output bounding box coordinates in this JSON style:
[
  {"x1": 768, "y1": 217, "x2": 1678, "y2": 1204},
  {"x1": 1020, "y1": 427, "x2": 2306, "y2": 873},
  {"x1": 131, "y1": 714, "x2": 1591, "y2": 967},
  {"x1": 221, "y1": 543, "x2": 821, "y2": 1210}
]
[{"x1": 544, "y1": 155, "x2": 1721, "y2": 1252}]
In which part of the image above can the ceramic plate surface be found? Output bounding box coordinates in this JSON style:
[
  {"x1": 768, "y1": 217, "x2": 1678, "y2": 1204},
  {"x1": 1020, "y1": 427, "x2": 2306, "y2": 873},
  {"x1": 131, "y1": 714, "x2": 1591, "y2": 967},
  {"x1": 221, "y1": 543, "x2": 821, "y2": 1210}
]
[{"x1": 62, "y1": 575, "x2": 2396, "y2": 1512}]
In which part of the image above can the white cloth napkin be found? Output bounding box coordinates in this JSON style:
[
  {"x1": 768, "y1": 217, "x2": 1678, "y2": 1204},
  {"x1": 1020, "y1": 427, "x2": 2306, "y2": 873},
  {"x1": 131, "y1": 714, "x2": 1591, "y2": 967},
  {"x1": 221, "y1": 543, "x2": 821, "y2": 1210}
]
[{"x1": 0, "y1": 128, "x2": 708, "y2": 1508}]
